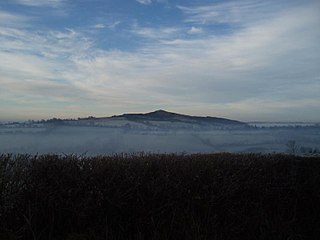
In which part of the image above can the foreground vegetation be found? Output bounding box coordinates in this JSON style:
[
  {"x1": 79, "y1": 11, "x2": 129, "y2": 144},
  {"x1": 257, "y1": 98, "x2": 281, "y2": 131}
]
[{"x1": 1, "y1": 153, "x2": 319, "y2": 240}]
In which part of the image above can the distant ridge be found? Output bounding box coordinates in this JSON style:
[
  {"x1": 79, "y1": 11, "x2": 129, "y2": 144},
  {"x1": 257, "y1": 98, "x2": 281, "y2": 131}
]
[
  {"x1": 111, "y1": 109, "x2": 246, "y2": 126},
  {"x1": 37, "y1": 110, "x2": 247, "y2": 130}
]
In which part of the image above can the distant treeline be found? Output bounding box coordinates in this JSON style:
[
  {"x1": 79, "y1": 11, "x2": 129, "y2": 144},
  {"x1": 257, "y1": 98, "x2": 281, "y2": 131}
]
[
  {"x1": 1, "y1": 119, "x2": 319, "y2": 131},
  {"x1": 1, "y1": 153, "x2": 320, "y2": 240}
]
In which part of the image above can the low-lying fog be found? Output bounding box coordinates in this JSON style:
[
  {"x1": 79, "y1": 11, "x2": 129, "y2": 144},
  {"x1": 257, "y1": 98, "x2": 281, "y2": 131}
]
[{"x1": 1, "y1": 125, "x2": 319, "y2": 155}]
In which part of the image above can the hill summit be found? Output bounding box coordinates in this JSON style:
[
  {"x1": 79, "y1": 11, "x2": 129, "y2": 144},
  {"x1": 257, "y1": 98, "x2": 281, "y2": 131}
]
[{"x1": 111, "y1": 109, "x2": 246, "y2": 126}]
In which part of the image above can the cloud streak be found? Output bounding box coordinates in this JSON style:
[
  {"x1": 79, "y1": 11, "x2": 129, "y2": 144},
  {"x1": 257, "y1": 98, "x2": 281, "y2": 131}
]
[
  {"x1": 178, "y1": 0, "x2": 298, "y2": 26},
  {"x1": 13, "y1": 0, "x2": 65, "y2": 7},
  {"x1": 136, "y1": 0, "x2": 152, "y2": 5}
]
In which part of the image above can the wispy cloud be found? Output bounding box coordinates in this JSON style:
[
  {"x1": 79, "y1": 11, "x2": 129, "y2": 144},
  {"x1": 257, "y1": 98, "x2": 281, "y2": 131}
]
[
  {"x1": 136, "y1": 0, "x2": 152, "y2": 5},
  {"x1": 0, "y1": 11, "x2": 93, "y2": 115},
  {"x1": 93, "y1": 23, "x2": 105, "y2": 29},
  {"x1": 1, "y1": 0, "x2": 319, "y2": 121},
  {"x1": 93, "y1": 21, "x2": 121, "y2": 30},
  {"x1": 136, "y1": 0, "x2": 167, "y2": 5},
  {"x1": 178, "y1": 0, "x2": 301, "y2": 26},
  {"x1": 188, "y1": 26, "x2": 203, "y2": 34},
  {"x1": 13, "y1": 0, "x2": 65, "y2": 8},
  {"x1": 131, "y1": 25, "x2": 180, "y2": 39},
  {"x1": 0, "y1": 10, "x2": 29, "y2": 27},
  {"x1": 76, "y1": 3, "x2": 319, "y2": 120}
]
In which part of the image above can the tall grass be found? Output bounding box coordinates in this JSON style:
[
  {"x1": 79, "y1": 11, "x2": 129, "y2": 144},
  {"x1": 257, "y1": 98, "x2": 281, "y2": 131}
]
[{"x1": 1, "y1": 153, "x2": 319, "y2": 239}]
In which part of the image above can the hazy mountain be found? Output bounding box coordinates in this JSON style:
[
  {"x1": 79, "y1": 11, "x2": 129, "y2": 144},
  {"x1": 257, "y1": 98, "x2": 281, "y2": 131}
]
[
  {"x1": 111, "y1": 110, "x2": 245, "y2": 125},
  {"x1": 0, "y1": 110, "x2": 247, "y2": 130},
  {"x1": 72, "y1": 110, "x2": 247, "y2": 130}
]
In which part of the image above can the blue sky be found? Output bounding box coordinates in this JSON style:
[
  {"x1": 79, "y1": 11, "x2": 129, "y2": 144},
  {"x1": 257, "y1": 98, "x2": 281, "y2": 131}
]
[{"x1": 0, "y1": 0, "x2": 319, "y2": 121}]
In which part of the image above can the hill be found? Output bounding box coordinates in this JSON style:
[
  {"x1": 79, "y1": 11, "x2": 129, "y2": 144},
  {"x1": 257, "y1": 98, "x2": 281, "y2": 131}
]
[
  {"x1": 5, "y1": 110, "x2": 247, "y2": 130},
  {"x1": 112, "y1": 109, "x2": 245, "y2": 125},
  {"x1": 77, "y1": 109, "x2": 248, "y2": 130}
]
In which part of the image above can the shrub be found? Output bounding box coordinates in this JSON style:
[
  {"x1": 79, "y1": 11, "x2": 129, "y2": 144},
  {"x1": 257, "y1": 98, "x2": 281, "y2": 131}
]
[{"x1": 0, "y1": 153, "x2": 319, "y2": 240}]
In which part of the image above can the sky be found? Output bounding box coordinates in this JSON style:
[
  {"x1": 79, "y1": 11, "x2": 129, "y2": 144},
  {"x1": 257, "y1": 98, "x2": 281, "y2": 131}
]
[{"x1": 0, "y1": 0, "x2": 319, "y2": 122}]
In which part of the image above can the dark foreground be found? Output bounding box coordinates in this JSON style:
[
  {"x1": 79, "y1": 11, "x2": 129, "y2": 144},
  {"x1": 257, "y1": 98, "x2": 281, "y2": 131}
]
[{"x1": 1, "y1": 153, "x2": 319, "y2": 240}]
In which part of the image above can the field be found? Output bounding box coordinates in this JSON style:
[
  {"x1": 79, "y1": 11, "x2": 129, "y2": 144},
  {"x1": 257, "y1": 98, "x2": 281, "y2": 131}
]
[
  {"x1": 1, "y1": 153, "x2": 320, "y2": 240},
  {"x1": 1, "y1": 126, "x2": 320, "y2": 154}
]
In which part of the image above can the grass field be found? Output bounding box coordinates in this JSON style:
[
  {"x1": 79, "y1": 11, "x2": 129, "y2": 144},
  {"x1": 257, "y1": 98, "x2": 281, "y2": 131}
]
[{"x1": 1, "y1": 153, "x2": 319, "y2": 239}]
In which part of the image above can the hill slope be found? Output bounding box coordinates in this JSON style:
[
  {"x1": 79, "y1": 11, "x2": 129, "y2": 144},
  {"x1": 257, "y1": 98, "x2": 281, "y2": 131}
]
[
  {"x1": 111, "y1": 109, "x2": 246, "y2": 126},
  {"x1": 40, "y1": 110, "x2": 247, "y2": 130}
]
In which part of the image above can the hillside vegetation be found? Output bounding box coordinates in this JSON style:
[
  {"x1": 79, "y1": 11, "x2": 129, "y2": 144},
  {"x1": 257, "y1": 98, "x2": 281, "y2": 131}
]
[{"x1": 1, "y1": 153, "x2": 319, "y2": 240}]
